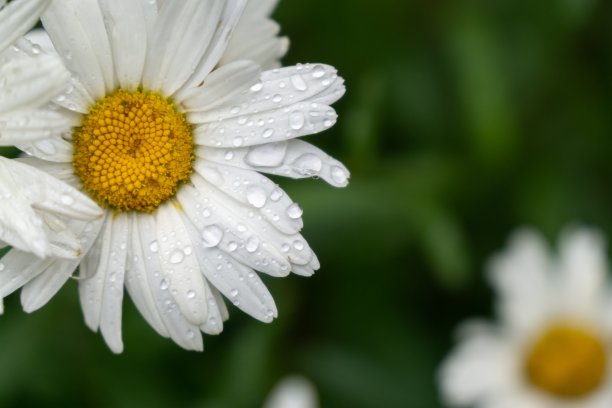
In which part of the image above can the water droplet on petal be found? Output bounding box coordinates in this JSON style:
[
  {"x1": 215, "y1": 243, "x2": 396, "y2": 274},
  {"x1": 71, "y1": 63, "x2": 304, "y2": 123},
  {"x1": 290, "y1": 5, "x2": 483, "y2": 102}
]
[
  {"x1": 287, "y1": 203, "x2": 303, "y2": 219},
  {"x1": 169, "y1": 249, "x2": 185, "y2": 264},
  {"x1": 245, "y1": 236, "x2": 260, "y2": 253},
  {"x1": 245, "y1": 142, "x2": 287, "y2": 167},
  {"x1": 202, "y1": 225, "x2": 224, "y2": 247},
  {"x1": 230, "y1": 288, "x2": 239, "y2": 297},
  {"x1": 186, "y1": 290, "x2": 196, "y2": 299},
  {"x1": 272, "y1": 94, "x2": 282, "y2": 103},
  {"x1": 246, "y1": 186, "x2": 267, "y2": 208},
  {"x1": 262, "y1": 128, "x2": 274, "y2": 139},
  {"x1": 293, "y1": 240, "x2": 305, "y2": 251},
  {"x1": 227, "y1": 241, "x2": 238, "y2": 252},
  {"x1": 292, "y1": 153, "x2": 322, "y2": 175},
  {"x1": 270, "y1": 188, "x2": 284, "y2": 202},
  {"x1": 289, "y1": 111, "x2": 305, "y2": 130},
  {"x1": 150, "y1": 240, "x2": 159, "y2": 253},
  {"x1": 232, "y1": 136, "x2": 244, "y2": 147},
  {"x1": 60, "y1": 194, "x2": 75, "y2": 206},
  {"x1": 250, "y1": 81, "x2": 263, "y2": 92},
  {"x1": 290, "y1": 74, "x2": 308, "y2": 91},
  {"x1": 223, "y1": 151, "x2": 234, "y2": 161},
  {"x1": 312, "y1": 65, "x2": 326, "y2": 78},
  {"x1": 160, "y1": 278, "x2": 169, "y2": 290}
]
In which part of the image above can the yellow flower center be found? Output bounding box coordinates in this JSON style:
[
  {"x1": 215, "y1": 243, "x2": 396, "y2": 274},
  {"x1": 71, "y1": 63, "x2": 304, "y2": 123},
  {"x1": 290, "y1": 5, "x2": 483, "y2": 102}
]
[
  {"x1": 525, "y1": 324, "x2": 608, "y2": 398},
  {"x1": 73, "y1": 89, "x2": 193, "y2": 212}
]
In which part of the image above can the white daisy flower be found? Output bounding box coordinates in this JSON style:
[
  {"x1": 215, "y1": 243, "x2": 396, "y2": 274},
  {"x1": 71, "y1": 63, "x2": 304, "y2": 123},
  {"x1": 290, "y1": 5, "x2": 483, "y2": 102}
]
[
  {"x1": 439, "y1": 227, "x2": 612, "y2": 408},
  {"x1": 0, "y1": 0, "x2": 102, "y2": 260},
  {"x1": 263, "y1": 375, "x2": 319, "y2": 408},
  {"x1": 0, "y1": 0, "x2": 347, "y2": 352}
]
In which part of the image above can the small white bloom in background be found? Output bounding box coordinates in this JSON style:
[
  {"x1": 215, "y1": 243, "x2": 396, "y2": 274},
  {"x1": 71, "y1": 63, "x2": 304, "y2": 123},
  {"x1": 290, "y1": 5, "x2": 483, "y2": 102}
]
[
  {"x1": 0, "y1": 0, "x2": 348, "y2": 353},
  {"x1": 263, "y1": 375, "x2": 319, "y2": 408},
  {"x1": 0, "y1": 0, "x2": 102, "y2": 260},
  {"x1": 439, "y1": 227, "x2": 612, "y2": 408}
]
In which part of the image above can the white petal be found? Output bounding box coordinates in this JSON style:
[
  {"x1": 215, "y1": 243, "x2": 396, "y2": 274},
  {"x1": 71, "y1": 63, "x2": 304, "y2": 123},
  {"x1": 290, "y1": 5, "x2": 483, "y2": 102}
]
[
  {"x1": 198, "y1": 139, "x2": 350, "y2": 187},
  {"x1": 0, "y1": 53, "x2": 69, "y2": 115},
  {"x1": 0, "y1": 108, "x2": 74, "y2": 144},
  {"x1": 7, "y1": 157, "x2": 102, "y2": 221},
  {"x1": 78, "y1": 213, "x2": 128, "y2": 353},
  {"x1": 439, "y1": 329, "x2": 519, "y2": 407},
  {"x1": 193, "y1": 102, "x2": 338, "y2": 148},
  {"x1": 558, "y1": 227, "x2": 608, "y2": 315},
  {"x1": 16, "y1": 135, "x2": 73, "y2": 162},
  {"x1": 135, "y1": 213, "x2": 203, "y2": 351},
  {"x1": 190, "y1": 231, "x2": 277, "y2": 323},
  {"x1": 179, "y1": 60, "x2": 261, "y2": 112},
  {"x1": 42, "y1": 0, "x2": 114, "y2": 99},
  {"x1": 20, "y1": 258, "x2": 79, "y2": 312},
  {"x1": 143, "y1": 0, "x2": 225, "y2": 96},
  {"x1": 99, "y1": 0, "x2": 147, "y2": 90},
  {"x1": 155, "y1": 203, "x2": 208, "y2": 325},
  {"x1": 194, "y1": 161, "x2": 303, "y2": 234},
  {"x1": 199, "y1": 286, "x2": 226, "y2": 335},
  {"x1": 125, "y1": 214, "x2": 168, "y2": 337},
  {"x1": 177, "y1": 181, "x2": 292, "y2": 277},
  {"x1": 188, "y1": 172, "x2": 316, "y2": 270},
  {"x1": 0, "y1": 250, "x2": 54, "y2": 296},
  {"x1": 0, "y1": 0, "x2": 48, "y2": 54},
  {"x1": 487, "y1": 229, "x2": 554, "y2": 334},
  {"x1": 175, "y1": 0, "x2": 247, "y2": 97}
]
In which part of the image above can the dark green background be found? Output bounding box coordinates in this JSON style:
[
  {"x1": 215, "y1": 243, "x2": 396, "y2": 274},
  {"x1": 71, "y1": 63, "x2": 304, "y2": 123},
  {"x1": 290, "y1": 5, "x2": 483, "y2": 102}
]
[{"x1": 3, "y1": 0, "x2": 612, "y2": 406}]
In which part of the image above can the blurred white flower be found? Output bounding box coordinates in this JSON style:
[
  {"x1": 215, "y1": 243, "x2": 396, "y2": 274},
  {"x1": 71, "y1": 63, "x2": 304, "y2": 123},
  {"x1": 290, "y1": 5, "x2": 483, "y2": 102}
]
[
  {"x1": 0, "y1": 0, "x2": 101, "y2": 260},
  {"x1": 0, "y1": 0, "x2": 347, "y2": 352},
  {"x1": 439, "y1": 227, "x2": 612, "y2": 407},
  {"x1": 263, "y1": 375, "x2": 319, "y2": 408}
]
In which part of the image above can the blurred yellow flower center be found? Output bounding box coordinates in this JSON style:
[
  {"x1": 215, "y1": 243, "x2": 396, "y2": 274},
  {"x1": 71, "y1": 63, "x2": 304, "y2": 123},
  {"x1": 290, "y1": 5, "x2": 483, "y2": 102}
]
[
  {"x1": 73, "y1": 89, "x2": 193, "y2": 212},
  {"x1": 525, "y1": 324, "x2": 607, "y2": 398}
]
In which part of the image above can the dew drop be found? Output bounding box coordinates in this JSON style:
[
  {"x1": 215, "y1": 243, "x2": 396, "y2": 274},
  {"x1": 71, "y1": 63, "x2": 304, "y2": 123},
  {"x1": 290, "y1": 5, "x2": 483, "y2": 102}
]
[
  {"x1": 60, "y1": 194, "x2": 75, "y2": 206},
  {"x1": 289, "y1": 111, "x2": 305, "y2": 130},
  {"x1": 262, "y1": 128, "x2": 274, "y2": 139},
  {"x1": 245, "y1": 142, "x2": 287, "y2": 167},
  {"x1": 230, "y1": 288, "x2": 239, "y2": 297},
  {"x1": 272, "y1": 94, "x2": 282, "y2": 103},
  {"x1": 250, "y1": 81, "x2": 263, "y2": 92},
  {"x1": 270, "y1": 188, "x2": 283, "y2": 202},
  {"x1": 223, "y1": 151, "x2": 234, "y2": 161},
  {"x1": 160, "y1": 278, "x2": 169, "y2": 290},
  {"x1": 245, "y1": 236, "x2": 260, "y2": 253},
  {"x1": 227, "y1": 241, "x2": 238, "y2": 252},
  {"x1": 246, "y1": 186, "x2": 267, "y2": 208},
  {"x1": 290, "y1": 74, "x2": 308, "y2": 91},
  {"x1": 186, "y1": 329, "x2": 195, "y2": 339},
  {"x1": 150, "y1": 240, "x2": 159, "y2": 253},
  {"x1": 312, "y1": 65, "x2": 326, "y2": 78},
  {"x1": 232, "y1": 136, "x2": 244, "y2": 147},
  {"x1": 281, "y1": 244, "x2": 290, "y2": 253},
  {"x1": 230, "y1": 106, "x2": 240, "y2": 115},
  {"x1": 31, "y1": 44, "x2": 41, "y2": 55},
  {"x1": 169, "y1": 249, "x2": 185, "y2": 264},
  {"x1": 186, "y1": 290, "x2": 196, "y2": 299},
  {"x1": 287, "y1": 203, "x2": 303, "y2": 219},
  {"x1": 292, "y1": 153, "x2": 322, "y2": 175},
  {"x1": 202, "y1": 225, "x2": 224, "y2": 247}
]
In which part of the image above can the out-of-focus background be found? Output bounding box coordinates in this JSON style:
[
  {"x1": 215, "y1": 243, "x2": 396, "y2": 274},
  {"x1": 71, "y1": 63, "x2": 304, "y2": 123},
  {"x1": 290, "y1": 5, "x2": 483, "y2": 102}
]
[{"x1": 3, "y1": 0, "x2": 612, "y2": 406}]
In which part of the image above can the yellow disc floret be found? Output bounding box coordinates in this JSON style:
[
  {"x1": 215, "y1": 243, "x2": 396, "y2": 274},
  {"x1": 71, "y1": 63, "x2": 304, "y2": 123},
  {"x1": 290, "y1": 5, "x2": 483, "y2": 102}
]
[
  {"x1": 525, "y1": 324, "x2": 607, "y2": 398},
  {"x1": 73, "y1": 89, "x2": 193, "y2": 212}
]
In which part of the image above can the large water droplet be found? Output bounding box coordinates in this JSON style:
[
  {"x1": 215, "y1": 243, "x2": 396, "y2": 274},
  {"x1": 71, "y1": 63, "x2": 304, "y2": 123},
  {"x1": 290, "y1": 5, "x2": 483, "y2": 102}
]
[
  {"x1": 270, "y1": 188, "x2": 283, "y2": 202},
  {"x1": 292, "y1": 153, "x2": 322, "y2": 175},
  {"x1": 246, "y1": 186, "x2": 267, "y2": 208},
  {"x1": 290, "y1": 74, "x2": 308, "y2": 91},
  {"x1": 245, "y1": 142, "x2": 287, "y2": 167},
  {"x1": 287, "y1": 203, "x2": 303, "y2": 219},
  {"x1": 202, "y1": 225, "x2": 223, "y2": 247},
  {"x1": 312, "y1": 65, "x2": 326, "y2": 78},
  {"x1": 169, "y1": 249, "x2": 185, "y2": 264},
  {"x1": 245, "y1": 236, "x2": 260, "y2": 253},
  {"x1": 289, "y1": 111, "x2": 305, "y2": 130},
  {"x1": 150, "y1": 240, "x2": 159, "y2": 253}
]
